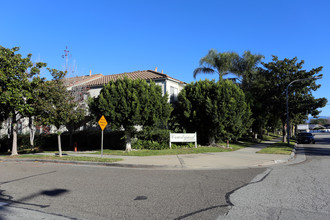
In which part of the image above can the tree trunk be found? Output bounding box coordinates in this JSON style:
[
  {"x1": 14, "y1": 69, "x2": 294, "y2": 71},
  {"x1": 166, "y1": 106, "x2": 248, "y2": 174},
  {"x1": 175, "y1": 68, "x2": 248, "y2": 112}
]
[
  {"x1": 29, "y1": 117, "x2": 35, "y2": 148},
  {"x1": 11, "y1": 121, "x2": 18, "y2": 156},
  {"x1": 7, "y1": 118, "x2": 12, "y2": 139},
  {"x1": 258, "y1": 126, "x2": 263, "y2": 140},
  {"x1": 282, "y1": 123, "x2": 287, "y2": 142},
  {"x1": 125, "y1": 130, "x2": 132, "y2": 152},
  {"x1": 57, "y1": 132, "x2": 63, "y2": 157},
  {"x1": 208, "y1": 135, "x2": 215, "y2": 146}
]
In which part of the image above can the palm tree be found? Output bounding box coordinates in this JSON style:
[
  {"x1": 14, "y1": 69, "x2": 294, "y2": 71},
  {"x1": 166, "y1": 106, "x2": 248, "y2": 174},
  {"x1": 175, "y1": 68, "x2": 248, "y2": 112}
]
[
  {"x1": 193, "y1": 49, "x2": 239, "y2": 80},
  {"x1": 193, "y1": 49, "x2": 264, "y2": 83},
  {"x1": 231, "y1": 51, "x2": 265, "y2": 87}
]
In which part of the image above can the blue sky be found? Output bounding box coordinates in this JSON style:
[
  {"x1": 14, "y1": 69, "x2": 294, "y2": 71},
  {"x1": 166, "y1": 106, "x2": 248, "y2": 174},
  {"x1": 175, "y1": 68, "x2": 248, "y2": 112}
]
[{"x1": 1, "y1": 0, "x2": 330, "y2": 116}]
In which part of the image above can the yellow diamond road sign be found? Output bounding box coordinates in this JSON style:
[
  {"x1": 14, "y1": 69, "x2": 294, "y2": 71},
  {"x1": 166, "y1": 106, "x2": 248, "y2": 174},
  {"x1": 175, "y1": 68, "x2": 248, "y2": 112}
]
[{"x1": 98, "y1": 115, "x2": 108, "y2": 131}]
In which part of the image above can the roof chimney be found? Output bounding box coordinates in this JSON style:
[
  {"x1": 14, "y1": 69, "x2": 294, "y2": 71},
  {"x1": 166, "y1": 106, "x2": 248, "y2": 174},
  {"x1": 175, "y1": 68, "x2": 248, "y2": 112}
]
[
  {"x1": 89, "y1": 70, "x2": 92, "y2": 76},
  {"x1": 154, "y1": 67, "x2": 158, "y2": 72},
  {"x1": 161, "y1": 69, "x2": 163, "y2": 73}
]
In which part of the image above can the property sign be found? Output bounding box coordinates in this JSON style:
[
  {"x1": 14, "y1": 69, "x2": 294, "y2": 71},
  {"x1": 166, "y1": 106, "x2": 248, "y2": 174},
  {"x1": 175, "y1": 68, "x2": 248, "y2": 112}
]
[
  {"x1": 98, "y1": 115, "x2": 108, "y2": 131},
  {"x1": 169, "y1": 132, "x2": 197, "y2": 148}
]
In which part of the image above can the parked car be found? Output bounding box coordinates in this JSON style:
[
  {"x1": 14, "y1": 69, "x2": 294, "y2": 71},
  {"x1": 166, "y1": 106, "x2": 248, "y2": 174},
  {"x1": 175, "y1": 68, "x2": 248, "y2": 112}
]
[{"x1": 297, "y1": 132, "x2": 315, "y2": 144}]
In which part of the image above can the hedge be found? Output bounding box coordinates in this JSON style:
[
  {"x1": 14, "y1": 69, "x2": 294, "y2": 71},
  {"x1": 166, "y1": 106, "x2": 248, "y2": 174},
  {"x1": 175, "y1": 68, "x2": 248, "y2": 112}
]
[{"x1": 0, "y1": 130, "x2": 126, "y2": 152}]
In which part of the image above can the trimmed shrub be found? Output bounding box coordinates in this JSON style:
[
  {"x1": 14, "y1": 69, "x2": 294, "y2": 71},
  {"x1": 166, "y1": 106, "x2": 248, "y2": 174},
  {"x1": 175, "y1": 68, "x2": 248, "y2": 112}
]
[{"x1": 132, "y1": 128, "x2": 170, "y2": 150}]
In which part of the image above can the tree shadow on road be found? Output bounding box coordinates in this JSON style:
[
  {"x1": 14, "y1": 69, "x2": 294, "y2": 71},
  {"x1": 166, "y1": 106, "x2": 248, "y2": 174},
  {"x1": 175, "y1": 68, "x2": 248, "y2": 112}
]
[
  {"x1": 0, "y1": 188, "x2": 71, "y2": 220},
  {"x1": 296, "y1": 147, "x2": 330, "y2": 156},
  {"x1": 0, "y1": 171, "x2": 71, "y2": 218},
  {"x1": 0, "y1": 171, "x2": 56, "y2": 186},
  {"x1": 0, "y1": 188, "x2": 69, "y2": 208}
]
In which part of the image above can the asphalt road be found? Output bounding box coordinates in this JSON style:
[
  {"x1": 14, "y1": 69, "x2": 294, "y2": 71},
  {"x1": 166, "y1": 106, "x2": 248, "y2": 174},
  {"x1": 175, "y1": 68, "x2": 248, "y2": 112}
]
[
  {"x1": 221, "y1": 134, "x2": 330, "y2": 220},
  {"x1": 0, "y1": 161, "x2": 265, "y2": 219}
]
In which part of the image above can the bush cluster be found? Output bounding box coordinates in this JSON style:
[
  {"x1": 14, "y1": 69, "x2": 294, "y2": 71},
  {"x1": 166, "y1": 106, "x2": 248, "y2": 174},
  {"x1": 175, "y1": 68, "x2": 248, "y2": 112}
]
[
  {"x1": 132, "y1": 128, "x2": 170, "y2": 150},
  {"x1": 0, "y1": 128, "x2": 198, "y2": 152},
  {"x1": 131, "y1": 128, "x2": 198, "y2": 150},
  {"x1": 0, "y1": 130, "x2": 126, "y2": 152}
]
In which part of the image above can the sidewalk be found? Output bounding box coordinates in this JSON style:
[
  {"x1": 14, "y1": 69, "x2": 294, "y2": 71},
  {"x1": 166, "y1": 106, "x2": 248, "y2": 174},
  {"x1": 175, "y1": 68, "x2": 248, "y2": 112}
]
[{"x1": 33, "y1": 138, "x2": 295, "y2": 170}]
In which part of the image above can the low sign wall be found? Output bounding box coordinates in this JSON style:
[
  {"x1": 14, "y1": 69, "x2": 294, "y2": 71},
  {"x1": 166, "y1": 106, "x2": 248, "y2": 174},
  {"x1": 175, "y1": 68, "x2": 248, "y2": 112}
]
[{"x1": 169, "y1": 132, "x2": 197, "y2": 149}]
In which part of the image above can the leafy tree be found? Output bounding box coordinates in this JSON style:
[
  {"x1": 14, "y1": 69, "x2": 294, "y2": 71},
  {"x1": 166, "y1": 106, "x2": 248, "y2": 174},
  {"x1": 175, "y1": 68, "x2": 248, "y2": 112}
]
[
  {"x1": 258, "y1": 56, "x2": 327, "y2": 141},
  {"x1": 0, "y1": 46, "x2": 46, "y2": 155},
  {"x1": 176, "y1": 79, "x2": 252, "y2": 145},
  {"x1": 193, "y1": 49, "x2": 266, "y2": 139},
  {"x1": 26, "y1": 74, "x2": 49, "y2": 147},
  {"x1": 238, "y1": 64, "x2": 273, "y2": 138},
  {"x1": 36, "y1": 69, "x2": 86, "y2": 157},
  {"x1": 89, "y1": 77, "x2": 172, "y2": 151},
  {"x1": 227, "y1": 51, "x2": 266, "y2": 138}
]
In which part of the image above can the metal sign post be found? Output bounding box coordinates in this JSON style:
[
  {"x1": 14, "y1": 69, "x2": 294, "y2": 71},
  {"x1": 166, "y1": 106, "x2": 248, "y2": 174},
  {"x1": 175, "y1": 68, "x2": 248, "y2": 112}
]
[
  {"x1": 101, "y1": 130, "x2": 104, "y2": 157},
  {"x1": 98, "y1": 115, "x2": 108, "y2": 158}
]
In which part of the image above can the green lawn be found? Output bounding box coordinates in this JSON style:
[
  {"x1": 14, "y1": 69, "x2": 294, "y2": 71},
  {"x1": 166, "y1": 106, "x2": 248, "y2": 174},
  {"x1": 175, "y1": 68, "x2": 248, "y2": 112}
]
[
  {"x1": 257, "y1": 141, "x2": 295, "y2": 155},
  {"x1": 0, "y1": 138, "x2": 265, "y2": 159},
  {"x1": 0, "y1": 154, "x2": 123, "y2": 163},
  {"x1": 90, "y1": 142, "x2": 253, "y2": 156}
]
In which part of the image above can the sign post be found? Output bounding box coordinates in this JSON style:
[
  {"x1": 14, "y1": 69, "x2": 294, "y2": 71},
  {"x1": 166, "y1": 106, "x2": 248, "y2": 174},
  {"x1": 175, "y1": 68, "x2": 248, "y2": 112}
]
[{"x1": 98, "y1": 115, "x2": 108, "y2": 158}]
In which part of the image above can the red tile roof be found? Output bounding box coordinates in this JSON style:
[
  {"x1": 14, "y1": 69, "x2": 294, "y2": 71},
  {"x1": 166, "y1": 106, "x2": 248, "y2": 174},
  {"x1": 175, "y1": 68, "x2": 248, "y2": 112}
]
[
  {"x1": 83, "y1": 70, "x2": 185, "y2": 87},
  {"x1": 63, "y1": 74, "x2": 103, "y2": 87}
]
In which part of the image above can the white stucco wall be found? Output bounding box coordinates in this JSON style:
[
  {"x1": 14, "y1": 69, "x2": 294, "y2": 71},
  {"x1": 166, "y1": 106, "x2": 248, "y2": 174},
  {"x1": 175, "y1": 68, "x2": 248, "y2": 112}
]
[
  {"x1": 165, "y1": 79, "x2": 185, "y2": 103},
  {"x1": 88, "y1": 87, "x2": 103, "y2": 98},
  {"x1": 87, "y1": 79, "x2": 185, "y2": 103}
]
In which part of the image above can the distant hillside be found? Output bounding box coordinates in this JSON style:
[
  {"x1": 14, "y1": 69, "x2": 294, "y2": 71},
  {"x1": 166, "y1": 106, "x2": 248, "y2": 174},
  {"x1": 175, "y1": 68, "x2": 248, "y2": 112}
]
[{"x1": 306, "y1": 116, "x2": 329, "y2": 123}]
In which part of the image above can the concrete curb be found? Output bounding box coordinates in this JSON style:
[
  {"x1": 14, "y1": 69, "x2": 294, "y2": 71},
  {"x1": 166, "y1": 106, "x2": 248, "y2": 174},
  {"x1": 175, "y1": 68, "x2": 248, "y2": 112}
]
[
  {"x1": 289, "y1": 146, "x2": 297, "y2": 160},
  {"x1": 274, "y1": 143, "x2": 296, "y2": 164},
  {"x1": 0, "y1": 158, "x2": 167, "y2": 169}
]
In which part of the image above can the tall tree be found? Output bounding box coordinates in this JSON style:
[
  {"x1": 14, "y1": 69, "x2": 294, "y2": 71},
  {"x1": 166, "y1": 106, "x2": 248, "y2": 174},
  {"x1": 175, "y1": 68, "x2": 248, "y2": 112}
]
[
  {"x1": 36, "y1": 69, "x2": 85, "y2": 157},
  {"x1": 231, "y1": 50, "x2": 264, "y2": 87},
  {"x1": 193, "y1": 49, "x2": 264, "y2": 81},
  {"x1": 230, "y1": 51, "x2": 265, "y2": 137},
  {"x1": 259, "y1": 56, "x2": 327, "y2": 141},
  {"x1": 238, "y1": 63, "x2": 273, "y2": 138},
  {"x1": 89, "y1": 77, "x2": 172, "y2": 151},
  {"x1": 0, "y1": 46, "x2": 46, "y2": 155},
  {"x1": 193, "y1": 49, "x2": 239, "y2": 80},
  {"x1": 176, "y1": 79, "x2": 252, "y2": 145}
]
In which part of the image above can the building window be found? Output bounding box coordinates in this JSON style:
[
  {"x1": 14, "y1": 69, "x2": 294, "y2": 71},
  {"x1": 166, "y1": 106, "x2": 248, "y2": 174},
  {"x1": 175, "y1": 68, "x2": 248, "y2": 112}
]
[{"x1": 170, "y1": 86, "x2": 178, "y2": 103}]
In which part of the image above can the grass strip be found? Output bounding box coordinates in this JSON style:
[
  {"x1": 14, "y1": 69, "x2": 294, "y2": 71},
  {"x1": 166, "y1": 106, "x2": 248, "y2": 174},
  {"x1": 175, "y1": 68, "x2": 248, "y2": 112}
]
[
  {"x1": 0, "y1": 154, "x2": 123, "y2": 163},
  {"x1": 257, "y1": 141, "x2": 295, "y2": 155},
  {"x1": 90, "y1": 142, "x2": 250, "y2": 156}
]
